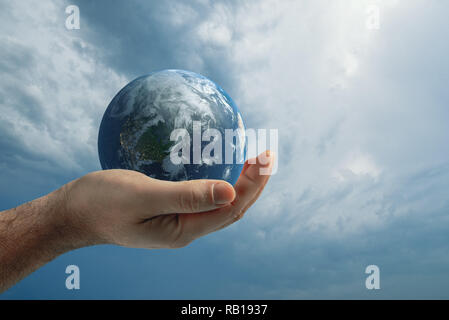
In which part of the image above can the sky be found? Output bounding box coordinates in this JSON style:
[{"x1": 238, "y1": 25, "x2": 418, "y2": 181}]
[{"x1": 0, "y1": 0, "x2": 448, "y2": 299}]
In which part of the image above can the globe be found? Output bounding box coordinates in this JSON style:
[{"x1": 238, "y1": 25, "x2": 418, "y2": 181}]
[{"x1": 98, "y1": 69, "x2": 246, "y2": 185}]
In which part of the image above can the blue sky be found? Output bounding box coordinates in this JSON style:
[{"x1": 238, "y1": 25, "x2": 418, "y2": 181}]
[{"x1": 1, "y1": 0, "x2": 449, "y2": 299}]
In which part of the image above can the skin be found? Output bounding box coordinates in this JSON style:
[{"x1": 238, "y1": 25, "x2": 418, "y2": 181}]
[{"x1": 0, "y1": 151, "x2": 274, "y2": 293}]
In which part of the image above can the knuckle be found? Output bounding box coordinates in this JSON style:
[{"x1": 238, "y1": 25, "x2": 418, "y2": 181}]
[
  {"x1": 168, "y1": 214, "x2": 183, "y2": 248},
  {"x1": 233, "y1": 207, "x2": 246, "y2": 222},
  {"x1": 178, "y1": 182, "x2": 205, "y2": 212},
  {"x1": 167, "y1": 214, "x2": 193, "y2": 249},
  {"x1": 171, "y1": 238, "x2": 193, "y2": 249},
  {"x1": 170, "y1": 235, "x2": 193, "y2": 249}
]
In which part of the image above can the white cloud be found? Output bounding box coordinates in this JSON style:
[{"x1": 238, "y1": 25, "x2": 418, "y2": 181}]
[
  {"x1": 2, "y1": 0, "x2": 449, "y2": 299},
  {"x1": 199, "y1": 0, "x2": 449, "y2": 236},
  {"x1": 0, "y1": 0, "x2": 127, "y2": 176},
  {"x1": 335, "y1": 151, "x2": 382, "y2": 180},
  {"x1": 2, "y1": 0, "x2": 447, "y2": 238}
]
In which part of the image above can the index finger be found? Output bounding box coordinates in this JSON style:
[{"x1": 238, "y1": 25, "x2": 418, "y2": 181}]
[{"x1": 177, "y1": 151, "x2": 274, "y2": 241}]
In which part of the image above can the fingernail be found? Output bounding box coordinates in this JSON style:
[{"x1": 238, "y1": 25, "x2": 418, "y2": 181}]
[
  {"x1": 213, "y1": 182, "x2": 234, "y2": 204},
  {"x1": 259, "y1": 150, "x2": 273, "y2": 167}
]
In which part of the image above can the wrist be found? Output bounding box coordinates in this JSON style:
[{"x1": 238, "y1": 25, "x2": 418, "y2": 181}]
[
  {"x1": 47, "y1": 183, "x2": 90, "y2": 251},
  {"x1": 60, "y1": 178, "x2": 110, "y2": 247},
  {"x1": 0, "y1": 186, "x2": 85, "y2": 292}
]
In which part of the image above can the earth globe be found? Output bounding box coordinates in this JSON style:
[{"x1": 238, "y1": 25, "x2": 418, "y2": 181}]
[{"x1": 98, "y1": 69, "x2": 246, "y2": 185}]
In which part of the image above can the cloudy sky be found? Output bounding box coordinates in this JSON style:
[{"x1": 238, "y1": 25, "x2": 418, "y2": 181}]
[{"x1": 1, "y1": 0, "x2": 449, "y2": 298}]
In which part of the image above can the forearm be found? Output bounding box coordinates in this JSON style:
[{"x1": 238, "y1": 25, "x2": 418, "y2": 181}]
[{"x1": 0, "y1": 187, "x2": 81, "y2": 292}]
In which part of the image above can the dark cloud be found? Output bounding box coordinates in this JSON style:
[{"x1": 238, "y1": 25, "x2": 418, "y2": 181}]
[
  {"x1": 73, "y1": 0, "x2": 241, "y2": 95},
  {"x1": 1, "y1": 0, "x2": 449, "y2": 299}
]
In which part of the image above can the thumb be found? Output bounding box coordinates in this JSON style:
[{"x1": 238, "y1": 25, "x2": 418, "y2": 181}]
[{"x1": 147, "y1": 179, "x2": 236, "y2": 214}]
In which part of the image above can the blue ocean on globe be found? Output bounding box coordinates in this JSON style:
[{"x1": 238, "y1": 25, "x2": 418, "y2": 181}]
[{"x1": 98, "y1": 69, "x2": 246, "y2": 185}]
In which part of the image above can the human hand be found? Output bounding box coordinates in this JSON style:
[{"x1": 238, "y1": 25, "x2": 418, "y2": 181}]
[
  {"x1": 61, "y1": 151, "x2": 274, "y2": 249},
  {"x1": 0, "y1": 150, "x2": 273, "y2": 291}
]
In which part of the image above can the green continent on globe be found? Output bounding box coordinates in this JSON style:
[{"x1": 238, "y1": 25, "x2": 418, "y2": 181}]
[
  {"x1": 120, "y1": 113, "x2": 174, "y2": 164},
  {"x1": 135, "y1": 122, "x2": 173, "y2": 163}
]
